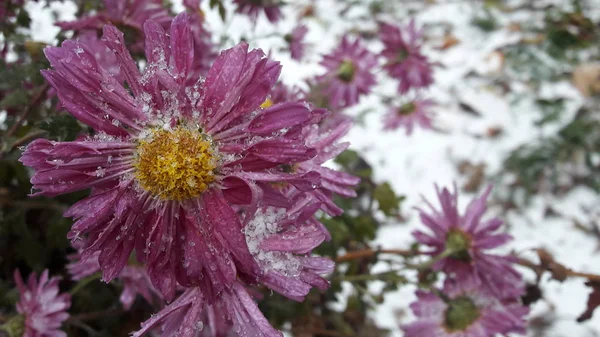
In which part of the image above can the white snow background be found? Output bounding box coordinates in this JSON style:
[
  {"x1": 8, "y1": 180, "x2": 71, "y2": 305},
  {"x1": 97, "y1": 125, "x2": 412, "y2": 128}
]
[{"x1": 21, "y1": 0, "x2": 600, "y2": 336}]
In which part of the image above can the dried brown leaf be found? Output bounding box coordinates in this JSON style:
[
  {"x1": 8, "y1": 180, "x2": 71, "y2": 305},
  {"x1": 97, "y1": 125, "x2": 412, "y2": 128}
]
[
  {"x1": 577, "y1": 281, "x2": 600, "y2": 322},
  {"x1": 572, "y1": 63, "x2": 600, "y2": 97}
]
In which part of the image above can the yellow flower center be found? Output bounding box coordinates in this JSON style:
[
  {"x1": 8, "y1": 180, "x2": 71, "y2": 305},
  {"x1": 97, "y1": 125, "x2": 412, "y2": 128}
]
[
  {"x1": 260, "y1": 97, "x2": 274, "y2": 109},
  {"x1": 134, "y1": 126, "x2": 217, "y2": 200}
]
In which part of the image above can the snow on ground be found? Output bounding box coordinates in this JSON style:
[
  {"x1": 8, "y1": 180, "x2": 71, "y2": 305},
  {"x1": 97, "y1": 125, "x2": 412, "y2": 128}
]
[{"x1": 25, "y1": 0, "x2": 600, "y2": 335}]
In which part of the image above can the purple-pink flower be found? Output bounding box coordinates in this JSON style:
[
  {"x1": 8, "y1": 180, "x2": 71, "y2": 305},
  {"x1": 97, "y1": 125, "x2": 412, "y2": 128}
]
[
  {"x1": 22, "y1": 12, "x2": 332, "y2": 301},
  {"x1": 317, "y1": 35, "x2": 377, "y2": 110},
  {"x1": 403, "y1": 276, "x2": 528, "y2": 337},
  {"x1": 413, "y1": 184, "x2": 525, "y2": 298},
  {"x1": 20, "y1": 12, "x2": 355, "y2": 336},
  {"x1": 234, "y1": 0, "x2": 283, "y2": 23},
  {"x1": 382, "y1": 97, "x2": 434, "y2": 135},
  {"x1": 379, "y1": 20, "x2": 434, "y2": 93},
  {"x1": 287, "y1": 24, "x2": 308, "y2": 61},
  {"x1": 13, "y1": 269, "x2": 71, "y2": 337}
]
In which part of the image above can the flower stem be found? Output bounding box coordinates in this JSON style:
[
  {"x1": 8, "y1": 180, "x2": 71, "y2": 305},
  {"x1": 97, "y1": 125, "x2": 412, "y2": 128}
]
[
  {"x1": 70, "y1": 272, "x2": 102, "y2": 296},
  {"x1": 405, "y1": 248, "x2": 454, "y2": 270}
]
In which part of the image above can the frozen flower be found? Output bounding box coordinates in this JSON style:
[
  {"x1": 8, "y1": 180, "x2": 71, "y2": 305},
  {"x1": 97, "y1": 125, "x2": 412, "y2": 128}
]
[
  {"x1": 379, "y1": 20, "x2": 433, "y2": 93},
  {"x1": 13, "y1": 269, "x2": 71, "y2": 337},
  {"x1": 244, "y1": 200, "x2": 334, "y2": 301},
  {"x1": 21, "y1": 13, "x2": 338, "y2": 302},
  {"x1": 67, "y1": 240, "x2": 162, "y2": 310},
  {"x1": 234, "y1": 0, "x2": 283, "y2": 23},
  {"x1": 413, "y1": 184, "x2": 525, "y2": 298},
  {"x1": 57, "y1": 0, "x2": 173, "y2": 52},
  {"x1": 317, "y1": 35, "x2": 377, "y2": 109},
  {"x1": 286, "y1": 24, "x2": 308, "y2": 61},
  {"x1": 382, "y1": 97, "x2": 434, "y2": 135},
  {"x1": 403, "y1": 276, "x2": 528, "y2": 337},
  {"x1": 133, "y1": 282, "x2": 282, "y2": 337}
]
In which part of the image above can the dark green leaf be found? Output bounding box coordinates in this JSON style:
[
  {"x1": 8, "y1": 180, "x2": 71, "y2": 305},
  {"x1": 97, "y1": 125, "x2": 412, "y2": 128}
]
[{"x1": 373, "y1": 182, "x2": 403, "y2": 216}]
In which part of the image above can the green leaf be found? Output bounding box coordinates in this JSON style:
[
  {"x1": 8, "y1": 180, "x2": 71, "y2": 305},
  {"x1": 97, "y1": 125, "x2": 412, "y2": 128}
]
[
  {"x1": 0, "y1": 91, "x2": 28, "y2": 109},
  {"x1": 334, "y1": 149, "x2": 372, "y2": 178},
  {"x1": 353, "y1": 215, "x2": 378, "y2": 240},
  {"x1": 534, "y1": 98, "x2": 565, "y2": 126},
  {"x1": 218, "y1": 2, "x2": 227, "y2": 22},
  {"x1": 373, "y1": 182, "x2": 403, "y2": 216},
  {"x1": 38, "y1": 114, "x2": 82, "y2": 141},
  {"x1": 16, "y1": 9, "x2": 31, "y2": 28}
]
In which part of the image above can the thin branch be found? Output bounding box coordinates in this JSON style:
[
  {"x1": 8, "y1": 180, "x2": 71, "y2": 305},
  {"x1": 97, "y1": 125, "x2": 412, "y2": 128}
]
[
  {"x1": 335, "y1": 248, "x2": 600, "y2": 282},
  {"x1": 335, "y1": 248, "x2": 415, "y2": 263},
  {"x1": 4, "y1": 83, "x2": 50, "y2": 139}
]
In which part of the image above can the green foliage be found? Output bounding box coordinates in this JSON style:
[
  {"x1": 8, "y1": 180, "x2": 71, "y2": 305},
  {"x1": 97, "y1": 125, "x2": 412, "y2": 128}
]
[
  {"x1": 502, "y1": 108, "x2": 600, "y2": 198},
  {"x1": 373, "y1": 182, "x2": 404, "y2": 216},
  {"x1": 534, "y1": 98, "x2": 565, "y2": 126},
  {"x1": 471, "y1": 9, "x2": 498, "y2": 32},
  {"x1": 543, "y1": 8, "x2": 597, "y2": 58},
  {"x1": 38, "y1": 114, "x2": 83, "y2": 142},
  {"x1": 209, "y1": 0, "x2": 227, "y2": 22}
]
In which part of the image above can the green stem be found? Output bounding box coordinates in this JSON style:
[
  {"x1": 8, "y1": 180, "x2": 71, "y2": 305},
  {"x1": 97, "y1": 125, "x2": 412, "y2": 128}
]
[
  {"x1": 70, "y1": 272, "x2": 102, "y2": 296},
  {"x1": 406, "y1": 248, "x2": 455, "y2": 270}
]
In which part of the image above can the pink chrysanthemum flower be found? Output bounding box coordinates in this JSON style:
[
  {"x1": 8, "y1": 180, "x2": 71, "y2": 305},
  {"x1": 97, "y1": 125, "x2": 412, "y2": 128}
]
[
  {"x1": 67, "y1": 241, "x2": 162, "y2": 310},
  {"x1": 382, "y1": 97, "x2": 434, "y2": 135},
  {"x1": 317, "y1": 35, "x2": 377, "y2": 110},
  {"x1": 133, "y1": 282, "x2": 281, "y2": 337},
  {"x1": 13, "y1": 269, "x2": 71, "y2": 337},
  {"x1": 20, "y1": 13, "x2": 339, "y2": 303},
  {"x1": 403, "y1": 276, "x2": 528, "y2": 337},
  {"x1": 379, "y1": 20, "x2": 434, "y2": 93},
  {"x1": 286, "y1": 24, "x2": 308, "y2": 61},
  {"x1": 234, "y1": 0, "x2": 283, "y2": 23},
  {"x1": 413, "y1": 184, "x2": 525, "y2": 298}
]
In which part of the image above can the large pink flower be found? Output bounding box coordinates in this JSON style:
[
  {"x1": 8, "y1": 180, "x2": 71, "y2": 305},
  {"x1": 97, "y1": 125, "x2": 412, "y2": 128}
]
[
  {"x1": 20, "y1": 13, "x2": 344, "y2": 304},
  {"x1": 14, "y1": 270, "x2": 71, "y2": 337}
]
